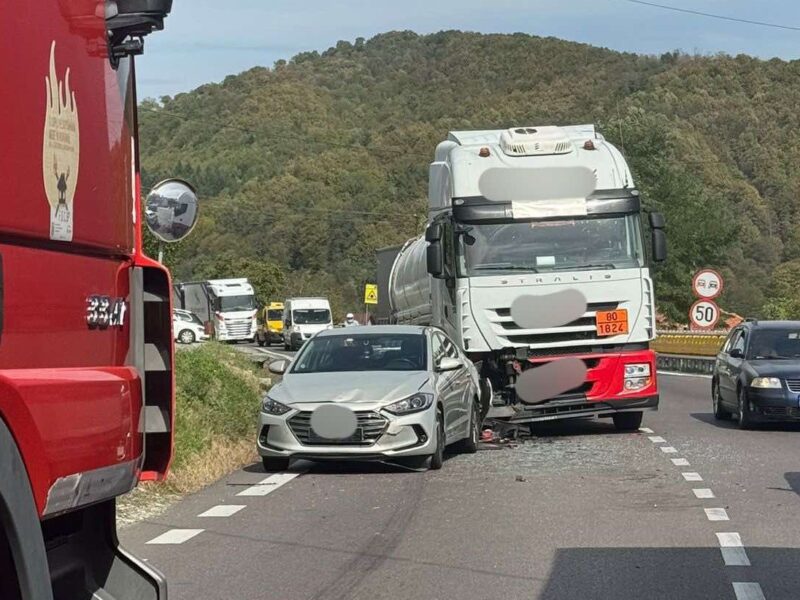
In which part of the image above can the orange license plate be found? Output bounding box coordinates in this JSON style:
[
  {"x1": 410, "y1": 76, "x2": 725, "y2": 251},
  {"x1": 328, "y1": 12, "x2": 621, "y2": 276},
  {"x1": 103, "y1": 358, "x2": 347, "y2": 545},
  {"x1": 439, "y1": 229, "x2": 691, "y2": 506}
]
[{"x1": 596, "y1": 309, "x2": 629, "y2": 337}]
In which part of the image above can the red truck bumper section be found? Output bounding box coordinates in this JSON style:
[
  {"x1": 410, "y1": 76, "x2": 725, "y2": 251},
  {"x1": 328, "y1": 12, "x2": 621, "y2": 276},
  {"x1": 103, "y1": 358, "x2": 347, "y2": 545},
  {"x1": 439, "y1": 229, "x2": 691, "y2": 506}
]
[{"x1": 506, "y1": 349, "x2": 659, "y2": 423}]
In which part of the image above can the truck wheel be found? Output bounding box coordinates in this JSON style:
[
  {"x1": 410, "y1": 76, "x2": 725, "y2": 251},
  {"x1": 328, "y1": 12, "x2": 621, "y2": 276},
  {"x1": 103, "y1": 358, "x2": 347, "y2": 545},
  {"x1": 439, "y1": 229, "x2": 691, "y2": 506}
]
[
  {"x1": 712, "y1": 381, "x2": 731, "y2": 420},
  {"x1": 456, "y1": 399, "x2": 480, "y2": 454},
  {"x1": 262, "y1": 457, "x2": 290, "y2": 472},
  {"x1": 0, "y1": 420, "x2": 54, "y2": 600},
  {"x1": 178, "y1": 329, "x2": 195, "y2": 344},
  {"x1": 612, "y1": 412, "x2": 643, "y2": 432}
]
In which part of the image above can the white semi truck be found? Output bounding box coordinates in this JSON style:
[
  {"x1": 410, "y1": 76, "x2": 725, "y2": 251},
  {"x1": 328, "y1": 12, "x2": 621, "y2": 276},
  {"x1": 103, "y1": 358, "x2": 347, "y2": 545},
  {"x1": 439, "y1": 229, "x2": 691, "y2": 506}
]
[
  {"x1": 380, "y1": 125, "x2": 667, "y2": 431},
  {"x1": 174, "y1": 278, "x2": 258, "y2": 342}
]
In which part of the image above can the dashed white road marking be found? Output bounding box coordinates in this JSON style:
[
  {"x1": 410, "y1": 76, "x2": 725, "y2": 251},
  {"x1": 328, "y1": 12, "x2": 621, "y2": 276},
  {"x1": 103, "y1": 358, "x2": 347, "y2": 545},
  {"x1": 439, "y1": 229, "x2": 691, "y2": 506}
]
[
  {"x1": 693, "y1": 488, "x2": 715, "y2": 499},
  {"x1": 660, "y1": 446, "x2": 678, "y2": 453},
  {"x1": 682, "y1": 472, "x2": 703, "y2": 482},
  {"x1": 732, "y1": 582, "x2": 766, "y2": 600},
  {"x1": 722, "y1": 547, "x2": 751, "y2": 566},
  {"x1": 199, "y1": 505, "x2": 246, "y2": 518},
  {"x1": 146, "y1": 529, "x2": 204, "y2": 545},
  {"x1": 638, "y1": 427, "x2": 654, "y2": 434},
  {"x1": 716, "y1": 532, "x2": 744, "y2": 547},
  {"x1": 648, "y1": 436, "x2": 666, "y2": 443},
  {"x1": 705, "y1": 508, "x2": 730, "y2": 521},
  {"x1": 671, "y1": 458, "x2": 690, "y2": 466},
  {"x1": 237, "y1": 472, "x2": 301, "y2": 497}
]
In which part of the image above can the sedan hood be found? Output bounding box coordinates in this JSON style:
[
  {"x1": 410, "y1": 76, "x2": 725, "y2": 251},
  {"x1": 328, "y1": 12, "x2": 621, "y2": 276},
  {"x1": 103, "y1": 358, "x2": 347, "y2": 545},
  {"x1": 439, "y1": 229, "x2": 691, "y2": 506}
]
[
  {"x1": 274, "y1": 371, "x2": 430, "y2": 406},
  {"x1": 747, "y1": 360, "x2": 800, "y2": 379}
]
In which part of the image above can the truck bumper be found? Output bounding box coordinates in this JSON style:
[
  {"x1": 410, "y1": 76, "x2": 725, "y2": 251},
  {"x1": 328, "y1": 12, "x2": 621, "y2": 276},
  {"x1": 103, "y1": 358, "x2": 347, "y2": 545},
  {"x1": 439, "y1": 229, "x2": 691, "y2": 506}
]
[{"x1": 489, "y1": 394, "x2": 658, "y2": 423}]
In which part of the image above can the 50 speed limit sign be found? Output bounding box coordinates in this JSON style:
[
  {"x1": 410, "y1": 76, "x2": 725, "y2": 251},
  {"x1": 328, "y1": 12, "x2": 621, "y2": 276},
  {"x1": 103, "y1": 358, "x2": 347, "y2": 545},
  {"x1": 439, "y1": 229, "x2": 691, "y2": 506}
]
[{"x1": 690, "y1": 299, "x2": 720, "y2": 330}]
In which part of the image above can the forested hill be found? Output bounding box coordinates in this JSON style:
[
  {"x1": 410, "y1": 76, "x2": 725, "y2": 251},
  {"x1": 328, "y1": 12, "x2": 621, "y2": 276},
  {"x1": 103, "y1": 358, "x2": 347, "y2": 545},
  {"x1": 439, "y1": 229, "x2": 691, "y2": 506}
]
[{"x1": 139, "y1": 30, "x2": 800, "y2": 322}]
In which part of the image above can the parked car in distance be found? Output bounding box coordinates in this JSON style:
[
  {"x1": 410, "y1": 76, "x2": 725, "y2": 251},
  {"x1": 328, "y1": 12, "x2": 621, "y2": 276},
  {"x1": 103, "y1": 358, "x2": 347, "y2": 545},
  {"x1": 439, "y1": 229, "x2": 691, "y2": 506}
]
[
  {"x1": 258, "y1": 325, "x2": 482, "y2": 471},
  {"x1": 173, "y1": 309, "x2": 209, "y2": 344},
  {"x1": 712, "y1": 319, "x2": 800, "y2": 428}
]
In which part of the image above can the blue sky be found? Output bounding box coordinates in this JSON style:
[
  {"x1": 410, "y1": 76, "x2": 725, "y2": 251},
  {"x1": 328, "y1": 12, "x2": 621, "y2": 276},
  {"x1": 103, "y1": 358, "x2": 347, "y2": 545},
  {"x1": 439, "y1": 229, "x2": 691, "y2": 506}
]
[{"x1": 137, "y1": 0, "x2": 800, "y2": 99}]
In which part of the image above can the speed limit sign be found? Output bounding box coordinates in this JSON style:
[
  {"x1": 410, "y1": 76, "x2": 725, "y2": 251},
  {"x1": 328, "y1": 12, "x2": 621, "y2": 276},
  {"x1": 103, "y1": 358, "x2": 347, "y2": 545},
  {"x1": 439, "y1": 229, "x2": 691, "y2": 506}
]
[{"x1": 690, "y1": 299, "x2": 720, "y2": 330}]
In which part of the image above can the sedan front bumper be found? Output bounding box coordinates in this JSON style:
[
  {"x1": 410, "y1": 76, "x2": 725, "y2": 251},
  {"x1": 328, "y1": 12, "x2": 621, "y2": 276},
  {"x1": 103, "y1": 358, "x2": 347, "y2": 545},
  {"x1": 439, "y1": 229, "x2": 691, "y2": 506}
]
[
  {"x1": 744, "y1": 388, "x2": 800, "y2": 422},
  {"x1": 257, "y1": 403, "x2": 438, "y2": 460}
]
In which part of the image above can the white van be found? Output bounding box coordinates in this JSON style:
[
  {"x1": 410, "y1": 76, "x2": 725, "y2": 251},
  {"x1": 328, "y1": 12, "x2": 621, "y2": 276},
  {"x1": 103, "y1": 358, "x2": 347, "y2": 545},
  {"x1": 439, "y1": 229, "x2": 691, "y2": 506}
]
[{"x1": 282, "y1": 298, "x2": 333, "y2": 350}]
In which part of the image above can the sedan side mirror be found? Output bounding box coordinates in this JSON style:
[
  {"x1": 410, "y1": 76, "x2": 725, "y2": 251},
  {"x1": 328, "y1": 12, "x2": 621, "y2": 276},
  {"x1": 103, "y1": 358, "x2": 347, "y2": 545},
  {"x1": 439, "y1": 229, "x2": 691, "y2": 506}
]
[
  {"x1": 268, "y1": 359, "x2": 288, "y2": 374},
  {"x1": 729, "y1": 348, "x2": 744, "y2": 359},
  {"x1": 436, "y1": 357, "x2": 462, "y2": 372}
]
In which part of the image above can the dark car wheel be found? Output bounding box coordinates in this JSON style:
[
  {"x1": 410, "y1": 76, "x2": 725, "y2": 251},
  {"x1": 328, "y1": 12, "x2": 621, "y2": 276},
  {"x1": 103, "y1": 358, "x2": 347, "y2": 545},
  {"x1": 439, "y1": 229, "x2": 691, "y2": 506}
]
[
  {"x1": 429, "y1": 409, "x2": 445, "y2": 470},
  {"x1": 262, "y1": 456, "x2": 290, "y2": 472},
  {"x1": 737, "y1": 387, "x2": 755, "y2": 430},
  {"x1": 457, "y1": 399, "x2": 480, "y2": 454},
  {"x1": 713, "y1": 381, "x2": 732, "y2": 420}
]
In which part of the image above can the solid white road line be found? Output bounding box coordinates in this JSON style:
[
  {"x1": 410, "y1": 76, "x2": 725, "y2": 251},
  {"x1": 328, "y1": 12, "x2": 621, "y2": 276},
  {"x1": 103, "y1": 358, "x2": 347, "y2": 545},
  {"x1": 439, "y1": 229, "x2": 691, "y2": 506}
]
[
  {"x1": 671, "y1": 458, "x2": 691, "y2": 466},
  {"x1": 198, "y1": 505, "x2": 246, "y2": 518},
  {"x1": 732, "y1": 583, "x2": 766, "y2": 600},
  {"x1": 146, "y1": 529, "x2": 204, "y2": 545},
  {"x1": 648, "y1": 436, "x2": 666, "y2": 443},
  {"x1": 682, "y1": 472, "x2": 703, "y2": 482},
  {"x1": 705, "y1": 508, "x2": 730, "y2": 521},
  {"x1": 722, "y1": 547, "x2": 751, "y2": 566},
  {"x1": 639, "y1": 427, "x2": 654, "y2": 434},
  {"x1": 660, "y1": 446, "x2": 678, "y2": 453},
  {"x1": 693, "y1": 488, "x2": 715, "y2": 499},
  {"x1": 657, "y1": 370, "x2": 712, "y2": 380},
  {"x1": 237, "y1": 472, "x2": 301, "y2": 497}
]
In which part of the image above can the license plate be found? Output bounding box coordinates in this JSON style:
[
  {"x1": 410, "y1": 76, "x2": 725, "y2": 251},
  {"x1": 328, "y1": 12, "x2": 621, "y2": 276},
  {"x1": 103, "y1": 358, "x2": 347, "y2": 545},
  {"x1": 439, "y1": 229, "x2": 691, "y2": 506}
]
[
  {"x1": 596, "y1": 309, "x2": 629, "y2": 337},
  {"x1": 307, "y1": 428, "x2": 364, "y2": 443}
]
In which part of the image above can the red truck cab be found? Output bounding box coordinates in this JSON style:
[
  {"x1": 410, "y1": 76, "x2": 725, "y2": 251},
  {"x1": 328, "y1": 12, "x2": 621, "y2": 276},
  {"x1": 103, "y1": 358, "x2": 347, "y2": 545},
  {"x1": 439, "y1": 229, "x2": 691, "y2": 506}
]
[{"x1": 1, "y1": 2, "x2": 178, "y2": 598}]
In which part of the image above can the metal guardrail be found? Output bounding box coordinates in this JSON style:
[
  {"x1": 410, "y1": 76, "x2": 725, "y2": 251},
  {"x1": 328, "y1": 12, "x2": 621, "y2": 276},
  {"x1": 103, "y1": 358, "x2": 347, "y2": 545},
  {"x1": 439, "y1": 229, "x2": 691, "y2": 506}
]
[{"x1": 652, "y1": 331, "x2": 726, "y2": 357}]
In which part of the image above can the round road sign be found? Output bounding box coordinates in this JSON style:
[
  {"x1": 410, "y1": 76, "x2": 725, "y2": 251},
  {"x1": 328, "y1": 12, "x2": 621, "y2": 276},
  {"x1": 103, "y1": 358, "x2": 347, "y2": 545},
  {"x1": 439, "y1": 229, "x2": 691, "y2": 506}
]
[
  {"x1": 690, "y1": 299, "x2": 720, "y2": 330},
  {"x1": 692, "y1": 269, "x2": 723, "y2": 299}
]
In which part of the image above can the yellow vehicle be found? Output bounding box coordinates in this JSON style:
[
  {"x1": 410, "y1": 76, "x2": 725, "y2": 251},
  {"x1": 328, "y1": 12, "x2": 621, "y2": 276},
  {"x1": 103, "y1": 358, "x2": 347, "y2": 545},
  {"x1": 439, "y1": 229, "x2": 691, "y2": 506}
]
[{"x1": 256, "y1": 302, "x2": 284, "y2": 347}]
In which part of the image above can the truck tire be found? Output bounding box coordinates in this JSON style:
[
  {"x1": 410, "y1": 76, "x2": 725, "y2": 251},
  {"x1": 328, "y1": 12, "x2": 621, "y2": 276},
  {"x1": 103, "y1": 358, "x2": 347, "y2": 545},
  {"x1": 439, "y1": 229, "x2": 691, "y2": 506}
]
[
  {"x1": 612, "y1": 411, "x2": 643, "y2": 432},
  {"x1": 262, "y1": 456, "x2": 290, "y2": 472},
  {"x1": 0, "y1": 419, "x2": 54, "y2": 600}
]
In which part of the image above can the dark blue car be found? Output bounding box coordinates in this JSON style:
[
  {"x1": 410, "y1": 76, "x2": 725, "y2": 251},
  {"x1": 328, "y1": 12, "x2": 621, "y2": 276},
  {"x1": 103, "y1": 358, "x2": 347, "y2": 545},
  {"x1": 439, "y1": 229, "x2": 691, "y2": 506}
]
[{"x1": 712, "y1": 320, "x2": 800, "y2": 428}]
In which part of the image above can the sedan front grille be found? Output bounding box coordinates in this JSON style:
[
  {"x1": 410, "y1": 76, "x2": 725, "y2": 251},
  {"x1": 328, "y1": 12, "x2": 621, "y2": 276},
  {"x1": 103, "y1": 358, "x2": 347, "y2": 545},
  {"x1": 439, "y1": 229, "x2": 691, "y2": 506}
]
[
  {"x1": 785, "y1": 379, "x2": 800, "y2": 393},
  {"x1": 288, "y1": 410, "x2": 388, "y2": 446},
  {"x1": 760, "y1": 406, "x2": 800, "y2": 418}
]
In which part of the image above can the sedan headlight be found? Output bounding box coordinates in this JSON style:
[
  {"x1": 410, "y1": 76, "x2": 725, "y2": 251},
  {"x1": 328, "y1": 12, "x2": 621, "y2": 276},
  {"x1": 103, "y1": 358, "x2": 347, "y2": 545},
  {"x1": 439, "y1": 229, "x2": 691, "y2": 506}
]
[
  {"x1": 750, "y1": 377, "x2": 782, "y2": 389},
  {"x1": 384, "y1": 393, "x2": 434, "y2": 415},
  {"x1": 262, "y1": 395, "x2": 292, "y2": 415}
]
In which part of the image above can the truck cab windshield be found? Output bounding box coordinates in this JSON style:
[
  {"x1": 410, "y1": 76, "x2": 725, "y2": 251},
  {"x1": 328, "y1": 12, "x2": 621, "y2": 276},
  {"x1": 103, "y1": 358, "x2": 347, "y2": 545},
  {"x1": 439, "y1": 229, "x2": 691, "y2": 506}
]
[
  {"x1": 293, "y1": 309, "x2": 331, "y2": 324},
  {"x1": 216, "y1": 295, "x2": 256, "y2": 311},
  {"x1": 463, "y1": 214, "x2": 644, "y2": 276}
]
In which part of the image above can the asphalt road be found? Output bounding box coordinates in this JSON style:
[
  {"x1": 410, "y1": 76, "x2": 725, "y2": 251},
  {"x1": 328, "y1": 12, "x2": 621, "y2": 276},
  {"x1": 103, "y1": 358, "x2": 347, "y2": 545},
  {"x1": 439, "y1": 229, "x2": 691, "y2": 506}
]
[{"x1": 121, "y1": 373, "x2": 799, "y2": 600}]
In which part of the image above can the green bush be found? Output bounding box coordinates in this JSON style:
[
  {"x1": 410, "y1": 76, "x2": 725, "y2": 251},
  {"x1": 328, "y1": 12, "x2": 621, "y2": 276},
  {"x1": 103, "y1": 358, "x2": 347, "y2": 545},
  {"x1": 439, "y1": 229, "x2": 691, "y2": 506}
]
[{"x1": 172, "y1": 343, "x2": 262, "y2": 469}]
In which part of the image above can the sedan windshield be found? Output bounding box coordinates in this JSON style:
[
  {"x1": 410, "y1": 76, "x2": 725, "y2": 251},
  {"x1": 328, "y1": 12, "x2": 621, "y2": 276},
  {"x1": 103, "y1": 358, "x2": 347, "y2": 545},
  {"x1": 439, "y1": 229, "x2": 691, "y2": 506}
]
[
  {"x1": 293, "y1": 309, "x2": 331, "y2": 324},
  {"x1": 292, "y1": 333, "x2": 427, "y2": 373},
  {"x1": 217, "y1": 295, "x2": 256, "y2": 311},
  {"x1": 463, "y1": 214, "x2": 644, "y2": 276},
  {"x1": 747, "y1": 329, "x2": 800, "y2": 359}
]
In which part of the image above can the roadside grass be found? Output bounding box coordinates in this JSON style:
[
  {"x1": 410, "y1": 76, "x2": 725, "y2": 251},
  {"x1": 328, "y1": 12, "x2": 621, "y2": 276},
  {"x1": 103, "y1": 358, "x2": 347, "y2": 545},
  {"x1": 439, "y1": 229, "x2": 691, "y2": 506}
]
[{"x1": 118, "y1": 342, "x2": 264, "y2": 526}]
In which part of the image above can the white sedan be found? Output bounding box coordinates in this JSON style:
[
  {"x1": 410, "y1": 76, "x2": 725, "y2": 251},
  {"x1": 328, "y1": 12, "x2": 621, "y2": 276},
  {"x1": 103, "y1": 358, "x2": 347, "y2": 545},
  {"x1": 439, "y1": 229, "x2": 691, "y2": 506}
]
[
  {"x1": 173, "y1": 309, "x2": 209, "y2": 344},
  {"x1": 258, "y1": 325, "x2": 482, "y2": 471}
]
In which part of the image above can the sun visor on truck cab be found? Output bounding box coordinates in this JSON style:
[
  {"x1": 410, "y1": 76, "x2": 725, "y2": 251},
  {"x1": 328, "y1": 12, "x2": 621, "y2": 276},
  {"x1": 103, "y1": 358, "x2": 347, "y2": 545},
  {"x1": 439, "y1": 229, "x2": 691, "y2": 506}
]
[{"x1": 478, "y1": 166, "x2": 596, "y2": 219}]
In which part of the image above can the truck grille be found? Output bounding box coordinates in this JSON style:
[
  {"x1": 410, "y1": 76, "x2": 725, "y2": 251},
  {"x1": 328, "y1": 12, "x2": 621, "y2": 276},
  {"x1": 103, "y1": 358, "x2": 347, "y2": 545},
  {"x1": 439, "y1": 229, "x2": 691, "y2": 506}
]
[
  {"x1": 288, "y1": 410, "x2": 388, "y2": 446},
  {"x1": 489, "y1": 302, "x2": 620, "y2": 347},
  {"x1": 785, "y1": 379, "x2": 800, "y2": 393},
  {"x1": 224, "y1": 319, "x2": 252, "y2": 337}
]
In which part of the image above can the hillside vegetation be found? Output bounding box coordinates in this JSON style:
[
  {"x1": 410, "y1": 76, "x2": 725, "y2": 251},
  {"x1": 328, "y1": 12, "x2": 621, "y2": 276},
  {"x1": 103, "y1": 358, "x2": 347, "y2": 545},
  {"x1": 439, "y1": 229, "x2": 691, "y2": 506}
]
[{"x1": 140, "y1": 31, "x2": 800, "y2": 322}]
